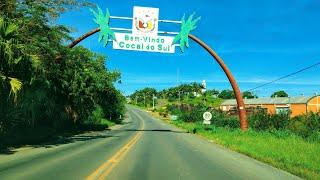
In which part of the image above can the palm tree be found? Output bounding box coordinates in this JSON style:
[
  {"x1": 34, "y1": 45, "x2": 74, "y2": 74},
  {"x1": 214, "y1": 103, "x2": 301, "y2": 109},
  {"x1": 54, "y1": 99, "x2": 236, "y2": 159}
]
[{"x1": 0, "y1": 16, "x2": 23, "y2": 101}]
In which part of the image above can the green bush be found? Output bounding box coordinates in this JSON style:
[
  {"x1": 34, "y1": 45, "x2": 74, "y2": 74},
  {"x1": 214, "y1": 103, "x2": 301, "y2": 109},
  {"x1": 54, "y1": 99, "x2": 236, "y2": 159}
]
[
  {"x1": 87, "y1": 105, "x2": 105, "y2": 125},
  {"x1": 287, "y1": 112, "x2": 320, "y2": 140},
  {"x1": 166, "y1": 104, "x2": 182, "y2": 116},
  {"x1": 211, "y1": 110, "x2": 239, "y2": 129},
  {"x1": 0, "y1": 3, "x2": 126, "y2": 147},
  {"x1": 249, "y1": 112, "x2": 290, "y2": 131},
  {"x1": 306, "y1": 132, "x2": 320, "y2": 142},
  {"x1": 167, "y1": 104, "x2": 239, "y2": 127},
  {"x1": 166, "y1": 102, "x2": 320, "y2": 142},
  {"x1": 179, "y1": 104, "x2": 207, "y2": 122},
  {"x1": 157, "y1": 107, "x2": 168, "y2": 117}
]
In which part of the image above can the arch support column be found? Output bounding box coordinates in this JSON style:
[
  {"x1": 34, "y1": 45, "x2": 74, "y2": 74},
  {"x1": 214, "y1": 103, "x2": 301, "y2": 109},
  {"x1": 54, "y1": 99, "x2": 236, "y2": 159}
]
[{"x1": 188, "y1": 34, "x2": 248, "y2": 131}]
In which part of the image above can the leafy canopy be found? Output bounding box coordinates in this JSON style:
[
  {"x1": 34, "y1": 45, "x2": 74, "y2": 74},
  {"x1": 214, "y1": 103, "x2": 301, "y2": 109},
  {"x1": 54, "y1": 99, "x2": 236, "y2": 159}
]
[
  {"x1": 242, "y1": 91, "x2": 258, "y2": 99},
  {"x1": 271, "y1": 90, "x2": 289, "y2": 98},
  {"x1": 0, "y1": 0, "x2": 126, "y2": 143}
]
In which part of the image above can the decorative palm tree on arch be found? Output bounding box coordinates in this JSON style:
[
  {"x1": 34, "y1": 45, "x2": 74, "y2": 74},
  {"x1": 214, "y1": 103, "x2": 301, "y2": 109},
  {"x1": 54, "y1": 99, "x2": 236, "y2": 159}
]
[{"x1": 67, "y1": 6, "x2": 248, "y2": 131}]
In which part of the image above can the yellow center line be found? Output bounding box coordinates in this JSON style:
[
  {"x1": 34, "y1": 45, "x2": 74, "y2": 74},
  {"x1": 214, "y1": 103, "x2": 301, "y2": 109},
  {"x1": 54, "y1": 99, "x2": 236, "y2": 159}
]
[{"x1": 86, "y1": 110, "x2": 145, "y2": 180}]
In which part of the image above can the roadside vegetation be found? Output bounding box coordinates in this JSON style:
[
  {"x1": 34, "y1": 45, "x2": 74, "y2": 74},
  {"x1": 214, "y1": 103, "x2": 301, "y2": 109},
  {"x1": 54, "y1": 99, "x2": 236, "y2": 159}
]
[
  {"x1": 0, "y1": 0, "x2": 125, "y2": 149},
  {"x1": 130, "y1": 84, "x2": 320, "y2": 179},
  {"x1": 172, "y1": 121, "x2": 320, "y2": 179}
]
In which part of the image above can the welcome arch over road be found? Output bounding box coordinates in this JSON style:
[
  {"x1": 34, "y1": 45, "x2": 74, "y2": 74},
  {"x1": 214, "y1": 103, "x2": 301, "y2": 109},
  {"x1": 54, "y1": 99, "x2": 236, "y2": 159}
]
[{"x1": 67, "y1": 6, "x2": 248, "y2": 131}]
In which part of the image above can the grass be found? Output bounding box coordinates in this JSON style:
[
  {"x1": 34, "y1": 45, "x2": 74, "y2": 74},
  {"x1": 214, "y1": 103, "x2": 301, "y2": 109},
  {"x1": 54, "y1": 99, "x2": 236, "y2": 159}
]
[
  {"x1": 136, "y1": 97, "x2": 320, "y2": 179},
  {"x1": 170, "y1": 121, "x2": 320, "y2": 179},
  {"x1": 100, "y1": 119, "x2": 115, "y2": 127}
]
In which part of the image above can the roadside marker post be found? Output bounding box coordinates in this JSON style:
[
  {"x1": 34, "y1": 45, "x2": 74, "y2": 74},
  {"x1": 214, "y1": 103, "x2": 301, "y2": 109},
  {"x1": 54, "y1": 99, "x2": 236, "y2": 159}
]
[{"x1": 203, "y1": 111, "x2": 212, "y2": 130}]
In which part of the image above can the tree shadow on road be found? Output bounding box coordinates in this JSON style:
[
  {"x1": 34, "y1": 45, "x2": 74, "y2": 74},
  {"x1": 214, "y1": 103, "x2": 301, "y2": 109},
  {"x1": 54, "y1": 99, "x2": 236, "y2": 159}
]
[
  {"x1": 123, "y1": 129, "x2": 187, "y2": 133},
  {"x1": 0, "y1": 131, "x2": 117, "y2": 155}
]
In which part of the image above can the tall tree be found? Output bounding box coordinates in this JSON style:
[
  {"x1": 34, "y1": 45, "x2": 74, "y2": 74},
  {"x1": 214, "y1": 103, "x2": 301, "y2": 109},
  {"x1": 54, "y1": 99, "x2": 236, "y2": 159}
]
[
  {"x1": 0, "y1": 17, "x2": 30, "y2": 101},
  {"x1": 218, "y1": 89, "x2": 235, "y2": 99},
  {"x1": 130, "y1": 88, "x2": 157, "y2": 106},
  {"x1": 242, "y1": 91, "x2": 258, "y2": 99},
  {"x1": 205, "y1": 89, "x2": 219, "y2": 96},
  {"x1": 271, "y1": 90, "x2": 288, "y2": 98},
  {"x1": 0, "y1": 0, "x2": 125, "y2": 146}
]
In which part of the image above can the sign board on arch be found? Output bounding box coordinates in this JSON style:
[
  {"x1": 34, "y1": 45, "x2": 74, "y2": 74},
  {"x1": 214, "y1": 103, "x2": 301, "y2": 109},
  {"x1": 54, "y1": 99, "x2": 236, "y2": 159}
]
[{"x1": 112, "y1": 6, "x2": 175, "y2": 54}]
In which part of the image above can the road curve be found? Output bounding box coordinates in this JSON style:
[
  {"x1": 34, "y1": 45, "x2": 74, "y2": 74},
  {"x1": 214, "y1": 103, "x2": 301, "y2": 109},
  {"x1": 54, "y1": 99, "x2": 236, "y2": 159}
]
[{"x1": 0, "y1": 106, "x2": 300, "y2": 180}]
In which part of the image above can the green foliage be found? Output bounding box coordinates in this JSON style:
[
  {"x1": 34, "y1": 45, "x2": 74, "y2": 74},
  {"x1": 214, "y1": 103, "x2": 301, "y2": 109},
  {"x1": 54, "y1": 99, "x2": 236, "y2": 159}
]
[
  {"x1": 88, "y1": 105, "x2": 106, "y2": 124},
  {"x1": 249, "y1": 111, "x2": 290, "y2": 131},
  {"x1": 210, "y1": 110, "x2": 239, "y2": 128},
  {"x1": 205, "y1": 89, "x2": 219, "y2": 96},
  {"x1": 0, "y1": 16, "x2": 29, "y2": 101},
  {"x1": 0, "y1": 0, "x2": 93, "y2": 19},
  {"x1": 171, "y1": 121, "x2": 320, "y2": 179},
  {"x1": 166, "y1": 103, "x2": 320, "y2": 142},
  {"x1": 216, "y1": 89, "x2": 257, "y2": 100},
  {"x1": 55, "y1": 46, "x2": 118, "y2": 122},
  {"x1": 0, "y1": 0, "x2": 125, "y2": 146},
  {"x1": 242, "y1": 91, "x2": 258, "y2": 99},
  {"x1": 179, "y1": 104, "x2": 206, "y2": 122},
  {"x1": 130, "y1": 87, "x2": 157, "y2": 107},
  {"x1": 182, "y1": 94, "x2": 223, "y2": 107},
  {"x1": 0, "y1": 0, "x2": 18, "y2": 18},
  {"x1": 218, "y1": 89, "x2": 235, "y2": 99},
  {"x1": 157, "y1": 82, "x2": 202, "y2": 101},
  {"x1": 97, "y1": 84, "x2": 125, "y2": 123},
  {"x1": 288, "y1": 112, "x2": 320, "y2": 141},
  {"x1": 166, "y1": 104, "x2": 182, "y2": 116},
  {"x1": 166, "y1": 104, "x2": 238, "y2": 127},
  {"x1": 271, "y1": 90, "x2": 288, "y2": 97}
]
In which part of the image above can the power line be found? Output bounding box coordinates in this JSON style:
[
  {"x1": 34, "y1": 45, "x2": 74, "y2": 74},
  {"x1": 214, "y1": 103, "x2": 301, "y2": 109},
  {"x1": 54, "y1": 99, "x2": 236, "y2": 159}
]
[{"x1": 247, "y1": 61, "x2": 320, "y2": 92}]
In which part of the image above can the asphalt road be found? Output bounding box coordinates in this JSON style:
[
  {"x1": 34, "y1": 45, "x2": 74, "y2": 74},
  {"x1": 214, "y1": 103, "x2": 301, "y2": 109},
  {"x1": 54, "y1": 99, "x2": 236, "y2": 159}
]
[{"x1": 0, "y1": 106, "x2": 300, "y2": 180}]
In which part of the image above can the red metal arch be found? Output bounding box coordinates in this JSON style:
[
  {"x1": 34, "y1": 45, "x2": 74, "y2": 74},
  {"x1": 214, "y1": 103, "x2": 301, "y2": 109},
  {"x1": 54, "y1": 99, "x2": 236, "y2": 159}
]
[{"x1": 67, "y1": 28, "x2": 248, "y2": 131}]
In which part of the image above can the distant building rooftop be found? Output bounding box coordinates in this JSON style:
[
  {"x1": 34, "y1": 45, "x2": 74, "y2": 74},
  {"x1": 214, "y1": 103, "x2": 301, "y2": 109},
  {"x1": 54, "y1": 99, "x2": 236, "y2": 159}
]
[{"x1": 221, "y1": 96, "x2": 314, "y2": 106}]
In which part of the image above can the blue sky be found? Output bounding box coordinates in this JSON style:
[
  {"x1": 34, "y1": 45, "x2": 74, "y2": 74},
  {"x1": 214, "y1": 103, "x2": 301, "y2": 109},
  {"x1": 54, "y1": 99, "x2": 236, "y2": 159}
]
[{"x1": 59, "y1": 0, "x2": 320, "y2": 97}]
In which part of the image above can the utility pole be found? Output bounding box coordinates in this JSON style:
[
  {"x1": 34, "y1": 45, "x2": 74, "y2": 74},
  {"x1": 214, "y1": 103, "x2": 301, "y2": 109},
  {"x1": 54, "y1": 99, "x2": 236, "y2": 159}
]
[
  {"x1": 188, "y1": 34, "x2": 248, "y2": 131},
  {"x1": 144, "y1": 93, "x2": 146, "y2": 107}
]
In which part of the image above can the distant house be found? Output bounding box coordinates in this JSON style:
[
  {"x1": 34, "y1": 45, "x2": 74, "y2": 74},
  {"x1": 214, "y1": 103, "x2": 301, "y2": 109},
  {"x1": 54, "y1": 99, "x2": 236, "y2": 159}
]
[{"x1": 220, "y1": 96, "x2": 320, "y2": 117}]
